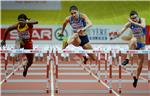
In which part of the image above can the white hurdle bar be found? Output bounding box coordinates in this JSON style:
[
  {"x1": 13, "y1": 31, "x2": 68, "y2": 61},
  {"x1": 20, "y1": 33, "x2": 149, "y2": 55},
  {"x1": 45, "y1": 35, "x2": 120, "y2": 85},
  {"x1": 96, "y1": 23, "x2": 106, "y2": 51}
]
[
  {"x1": 1, "y1": 49, "x2": 150, "y2": 54},
  {"x1": 1, "y1": 48, "x2": 150, "y2": 94},
  {"x1": 55, "y1": 49, "x2": 150, "y2": 94},
  {"x1": 0, "y1": 48, "x2": 54, "y2": 94}
]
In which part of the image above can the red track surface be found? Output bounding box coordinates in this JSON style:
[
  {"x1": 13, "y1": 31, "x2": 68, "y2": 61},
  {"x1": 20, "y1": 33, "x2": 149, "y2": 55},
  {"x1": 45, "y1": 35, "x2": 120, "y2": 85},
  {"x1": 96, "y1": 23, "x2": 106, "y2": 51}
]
[{"x1": 1, "y1": 54, "x2": 150, "y2": 96}]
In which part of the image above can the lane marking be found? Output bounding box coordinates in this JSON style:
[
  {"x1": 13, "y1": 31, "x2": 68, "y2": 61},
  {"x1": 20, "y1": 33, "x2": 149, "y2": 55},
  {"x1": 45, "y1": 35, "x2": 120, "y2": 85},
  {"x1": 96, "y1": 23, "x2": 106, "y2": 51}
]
[
  {"x1": 74, "y1": 57, "x2": 121, "y2": 96},
  {"x1": 0, "y1": 64, "x2": 22, "y2": 85}
]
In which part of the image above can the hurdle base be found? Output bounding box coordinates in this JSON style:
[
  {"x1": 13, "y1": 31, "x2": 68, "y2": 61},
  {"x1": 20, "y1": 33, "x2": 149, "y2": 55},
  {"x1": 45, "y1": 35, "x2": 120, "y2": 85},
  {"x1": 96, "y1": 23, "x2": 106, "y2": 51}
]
[
  {"x1": 46, "y1": 89, "x2": 49, "y2": 93},
  {"x1": 104, "y1": 79, "x2": 107, "y2": 83},
  {"x1": 55, "y1": 90, "x2": 58, "y2": 93},
  {"x1": 109, "y1": 89, "x2": 112, "y2": 93},
  {"x1": 118, "y1": 89, "x2": 122, "y2": 94},
  {"x1": 4, "y1": 80, "x2": 7, "y2": 83},
  {"x1": 89, "y1": 72, "x2": 92, "y2": 75}
]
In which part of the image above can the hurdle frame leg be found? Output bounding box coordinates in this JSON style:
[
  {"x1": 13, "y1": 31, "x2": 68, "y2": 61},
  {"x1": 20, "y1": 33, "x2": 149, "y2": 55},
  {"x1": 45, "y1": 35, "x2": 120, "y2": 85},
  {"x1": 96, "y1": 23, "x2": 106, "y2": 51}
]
[
  {"x1": 104, "y1": 53, "x2": 108, "y2": 83},
  {"x1": 130, "y1": 53, "x2": 134, "y2": 76},
  {"x1": 118, "y1": 51, "x2": 122, "y2": 94},
  {"x1": 55, "y1": 51, "x2": 59, "y2": 93},
  {"x1": 46, "y1": 51, "x2": 50, "y2": 93},
  {"x1": 109, "y1": 51, "x2": 112, "y2": 93},
  {"x1": 4, "y1": 52, "x2": 8, "y2": 82}
]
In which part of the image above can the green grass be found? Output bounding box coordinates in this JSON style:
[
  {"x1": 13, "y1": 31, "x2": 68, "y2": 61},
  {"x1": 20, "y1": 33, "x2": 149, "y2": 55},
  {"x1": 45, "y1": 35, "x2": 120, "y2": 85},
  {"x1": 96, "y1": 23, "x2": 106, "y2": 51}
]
[{"x1": 1, "y1": 1, "x2": 150, "y2": 25}]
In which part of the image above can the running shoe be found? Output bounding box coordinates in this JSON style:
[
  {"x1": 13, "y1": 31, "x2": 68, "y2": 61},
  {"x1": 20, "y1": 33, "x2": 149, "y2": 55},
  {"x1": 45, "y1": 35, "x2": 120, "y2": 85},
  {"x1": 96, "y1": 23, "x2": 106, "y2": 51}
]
[
  {"x1": 62, "y1": 37, "x2": 68, "y2": 49},
  {"x1": 133, "y1": 76, "x2": 138, "y2": 88},
  {"x1": 122, "y1": 59, "x2": 129, "y2": 66},
  {"x1": 83, "y1": 56, "x2": 88, "y2": 64}
]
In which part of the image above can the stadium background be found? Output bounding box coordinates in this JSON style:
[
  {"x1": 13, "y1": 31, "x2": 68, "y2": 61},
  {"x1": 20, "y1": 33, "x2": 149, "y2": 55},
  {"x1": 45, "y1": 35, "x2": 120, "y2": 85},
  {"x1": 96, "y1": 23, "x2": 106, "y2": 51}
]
[{"x1": 1, "y1": 1, "x2": 150, "y2": 47}]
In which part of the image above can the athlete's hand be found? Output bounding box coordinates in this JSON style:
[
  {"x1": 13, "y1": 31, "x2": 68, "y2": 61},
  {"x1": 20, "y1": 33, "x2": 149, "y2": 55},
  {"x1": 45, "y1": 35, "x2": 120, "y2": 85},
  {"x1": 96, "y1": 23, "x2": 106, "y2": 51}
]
[
  {"x1": 77, "y1": 28, "x2": 85, "y2": 33},
  {"x1": 26, "y1": 18, "x2": 31, "y2": 22},
  {"x1": 58, "y1": 32, "x2": 64, "y2": 37},
  {"x1": 1, "y1": 40, "x2": 6, "y2": 48},
  {"x1": 109, "y1": 32, "x2": 119, "y2": 40}
]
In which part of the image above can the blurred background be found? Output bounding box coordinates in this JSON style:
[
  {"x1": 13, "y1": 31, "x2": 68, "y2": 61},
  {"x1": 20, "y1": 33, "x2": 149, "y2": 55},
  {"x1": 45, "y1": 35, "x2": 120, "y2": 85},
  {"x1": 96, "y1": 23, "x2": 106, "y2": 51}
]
[{"x1": 1, "y1": 1, "x2": 150, "y2": 48}]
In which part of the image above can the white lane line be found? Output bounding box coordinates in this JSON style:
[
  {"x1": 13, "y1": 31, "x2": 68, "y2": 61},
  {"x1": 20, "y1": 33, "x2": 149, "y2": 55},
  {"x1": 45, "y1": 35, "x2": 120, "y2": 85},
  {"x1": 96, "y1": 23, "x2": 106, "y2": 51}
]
[
  {"x1": 80, "y1": 64, "x2": 120, "y2": 96},
  {"x1": 1, "y1": 64, "x2": 46, "y2": 67},
  {"x1": 112, "y1": 64, "x2": 148, "y2": 81},
  {"x1": 0, "y1": 64, "x2": 22, "y2": 85},
  {"x1": 76, "y1": 60, "x2": 121, "y2": 96}
]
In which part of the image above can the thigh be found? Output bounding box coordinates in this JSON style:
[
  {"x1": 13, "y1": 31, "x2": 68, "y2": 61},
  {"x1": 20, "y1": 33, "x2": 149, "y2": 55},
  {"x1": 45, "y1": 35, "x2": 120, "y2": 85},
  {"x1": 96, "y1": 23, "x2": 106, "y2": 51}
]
[
  {"x1": 82, "y1": 42, "x2": 93, "y2": 49},
  {"x1": 82, "y1": 43, "x2": 96, "y2": 60},
  {"x1": 129, "y1": 37, "x2": 137, "y2": 49},
  {"x1": 24, "y1": 40, "x2": 34, "y2": 62},
  {"x1": 138, "y1": 54, "x2": 145, "y2": 60},
  {"x1": 69, "y1": 33, "x2": 81, "y2": 47},
  {"x1": 73, "y1": 37, "x2": 81, "y2": 47},
  {"x1": 24, "y1": 40, "x2": 33, "y2": 49},
  {"x1": 25, "y1": 53, "x2": 34, "y2": 62},
  {"x1": 138, "y1": 48, "x2": 145, "y2": 60}
]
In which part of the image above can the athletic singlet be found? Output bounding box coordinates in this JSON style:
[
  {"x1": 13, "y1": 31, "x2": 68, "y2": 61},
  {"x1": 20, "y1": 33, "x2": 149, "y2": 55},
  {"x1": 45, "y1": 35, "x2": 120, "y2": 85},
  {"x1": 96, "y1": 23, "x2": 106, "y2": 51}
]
[
  {"x1": 130, "y1": 19, "x2": 146, "y2": 43},
  {"x1": 69, "y1": 14, "x2": 86, "y2": 32},
  {"x1": 17, "y1": 24, "x2": 32, "y2": 40}
]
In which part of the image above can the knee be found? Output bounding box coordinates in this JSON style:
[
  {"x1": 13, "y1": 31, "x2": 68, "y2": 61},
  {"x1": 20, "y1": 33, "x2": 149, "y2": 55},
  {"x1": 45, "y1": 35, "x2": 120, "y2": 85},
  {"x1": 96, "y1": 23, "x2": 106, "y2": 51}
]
[
  {"x1": 139, "y1": 58, "x2": 144, "y2": 64},
  {"x1": 129, "y1": 38, "x2": 137, "y2": 48},
  {"x1": 73, "y1": 33, "x2": 79, "y2": 38},
  {"x1": 27, "y1": 55, "x2": 34, "y2": 64},
  {"x1": 72, "y1": 41, "x2": 80, "y2": 47},
  {"x1": 93, "y1": 57, "x2": 96, "y2": 61},
  {"x1": 138, "y1": 64, "x2": 143, "y2": 70},
  {"x1": 130, "y1": 37, "x2": 137, "y2": 43},
  {"x1": 139, "y1": 55, "x2": 144, "y2": 62},
  {"x1": 138, "y1": 59, "x2": 144, "y2": 68},
  {"x1": 91, "y1": 55, "x2": 97, "y2": 61},
  {"x1": 28, "y1": 59, "x2": 33, "y2": 64}
]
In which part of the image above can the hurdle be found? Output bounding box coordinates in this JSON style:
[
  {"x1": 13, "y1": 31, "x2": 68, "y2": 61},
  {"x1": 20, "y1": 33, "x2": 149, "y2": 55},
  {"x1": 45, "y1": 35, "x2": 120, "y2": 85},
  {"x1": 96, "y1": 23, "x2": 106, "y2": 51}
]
[
  {"x1": 1, "y1": 48, "x2": 150, "y2": 95},
  {"x1": 54, "y1": 48, "x2": 150, "y2": 95},
  {"x1": 1, "y1": 48, "x2": 52, "y2": 94}
]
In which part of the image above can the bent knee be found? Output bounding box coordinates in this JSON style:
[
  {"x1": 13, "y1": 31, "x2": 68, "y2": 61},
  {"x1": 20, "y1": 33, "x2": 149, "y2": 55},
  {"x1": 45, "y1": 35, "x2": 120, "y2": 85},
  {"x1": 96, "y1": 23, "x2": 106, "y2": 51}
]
[
  {"x1": 88, "y1": 54, "x2": 96, "y2": 61},
  {"x1": 73, "y1": 33, "x2": 79, "y2": 38},
  {"x1": 28, "y1": 59, "x2": 33, "y2": 64},
  {"x1": 130, "y1": 37, "x2": 137, "y2": 44},
  {"x1": 72, "y1": 42, "x2": 80, "y2": 47}
]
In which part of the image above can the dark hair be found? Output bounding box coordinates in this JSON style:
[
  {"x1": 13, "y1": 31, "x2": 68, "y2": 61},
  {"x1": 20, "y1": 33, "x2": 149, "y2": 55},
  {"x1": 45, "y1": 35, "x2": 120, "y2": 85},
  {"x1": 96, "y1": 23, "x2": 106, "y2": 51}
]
[
  {"x1": 130, "y1": 10, "x2": 138, "y2": 16},
  {"x1": 69, "y1": 5, "x2": 78, "y2": 12},
  {"x1": 17, "y1": 13, "x2": 28, "y2": 21}
]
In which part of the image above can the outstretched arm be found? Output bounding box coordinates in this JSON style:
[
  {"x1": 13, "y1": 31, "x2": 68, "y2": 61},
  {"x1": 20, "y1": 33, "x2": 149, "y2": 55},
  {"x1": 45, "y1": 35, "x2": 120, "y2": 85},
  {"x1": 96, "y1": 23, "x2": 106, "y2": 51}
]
[
  {"x1": 109, "y1": 22, "x2": 130, "y2": 40},
  {"x1": 18, "y1": 19, "x2": 38, "y2": 25},
  {"x1": 3, "y1": 24, "x2": 17, "y2": 41},
  {"x1": 118, "y1": 22, "x2": 130, "y2": 36},
  {"x1": 1, "y1": 24, "x2": 17, "y2": 47},
  {"x1": 60, "y1": 16, "x2": 70, "y2": 35},
  {"x1": 26, "y1": 19, "x2": 38, "y2": 25}
]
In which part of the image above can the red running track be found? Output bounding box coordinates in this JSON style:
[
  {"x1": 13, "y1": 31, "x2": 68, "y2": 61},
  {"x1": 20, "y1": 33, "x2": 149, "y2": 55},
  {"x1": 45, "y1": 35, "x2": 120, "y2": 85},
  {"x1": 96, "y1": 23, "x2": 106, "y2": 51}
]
[{"x1": 1, "y1": 54, "x2": 150, "y2": 96}]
